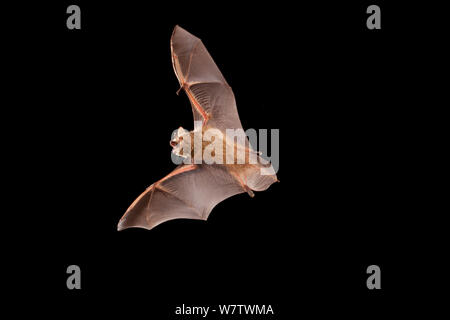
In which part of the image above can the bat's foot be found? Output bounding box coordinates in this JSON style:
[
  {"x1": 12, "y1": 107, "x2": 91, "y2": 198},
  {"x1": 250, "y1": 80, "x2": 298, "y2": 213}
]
[{"x1": 244, "y1": 185, "x2": 255, "y2": 198}]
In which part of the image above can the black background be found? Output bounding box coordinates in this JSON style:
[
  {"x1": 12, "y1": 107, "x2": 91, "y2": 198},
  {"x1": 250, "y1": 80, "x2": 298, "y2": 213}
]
[{"x1": 4, "y1": 0, "x2": 445, "y2": 318}]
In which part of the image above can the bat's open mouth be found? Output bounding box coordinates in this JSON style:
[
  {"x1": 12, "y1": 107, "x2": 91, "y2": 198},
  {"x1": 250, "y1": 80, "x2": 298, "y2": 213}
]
[{"x1": 170, "y1": 140, "x2": 178, "y2": 147}]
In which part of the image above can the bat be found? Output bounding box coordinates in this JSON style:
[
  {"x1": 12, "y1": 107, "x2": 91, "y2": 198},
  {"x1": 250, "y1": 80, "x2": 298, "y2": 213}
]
[{"x1": 117, "y1": 25, "x2": 278, "y2": 231}]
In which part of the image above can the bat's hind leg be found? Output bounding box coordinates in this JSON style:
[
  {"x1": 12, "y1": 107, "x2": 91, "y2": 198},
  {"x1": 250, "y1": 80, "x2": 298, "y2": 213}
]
[
  {"x1": 230, "y1": 170, "x2": 255, "y2": 198},
  {"x1": 243, "y1": 185, "x2": 255, "y2": 198}
]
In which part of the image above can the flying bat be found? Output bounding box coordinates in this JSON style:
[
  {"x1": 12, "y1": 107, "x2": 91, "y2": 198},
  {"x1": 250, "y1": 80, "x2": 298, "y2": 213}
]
[{"x1": 117, "y1": 25, "x2": 278, "y2": 231}]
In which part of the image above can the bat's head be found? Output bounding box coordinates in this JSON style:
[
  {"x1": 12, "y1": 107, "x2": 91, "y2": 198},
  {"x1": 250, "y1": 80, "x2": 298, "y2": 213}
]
[{"x1": 170, "y1": 126, "x2": 191, "y2": 159}]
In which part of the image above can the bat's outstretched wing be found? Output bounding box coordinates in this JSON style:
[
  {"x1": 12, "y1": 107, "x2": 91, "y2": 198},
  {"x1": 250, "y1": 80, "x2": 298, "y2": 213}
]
[
  {"x1": 171, "y1": 25, "x2": 244, "y2": 133},
  {"x1": 118, "y1": 164, "x2": 245, "y2": 231}
]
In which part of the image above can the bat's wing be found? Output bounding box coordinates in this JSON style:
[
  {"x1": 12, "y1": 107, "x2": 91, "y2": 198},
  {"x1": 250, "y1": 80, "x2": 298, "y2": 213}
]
[
  {"x1": 171, "y1": 25, "x2": 244, "y2": 133},
  {"x1": 117, "y1": 164, "x2": 245, "y2": 231}
]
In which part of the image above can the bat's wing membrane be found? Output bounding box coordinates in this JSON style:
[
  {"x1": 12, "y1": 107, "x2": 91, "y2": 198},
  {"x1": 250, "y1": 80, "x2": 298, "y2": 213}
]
[
  {"x1": 118, "y1": 164, "x2": 245, "y2": 231},
  {"x1": 171, "y1": 25, "x2": 244, "y2": 133}
]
